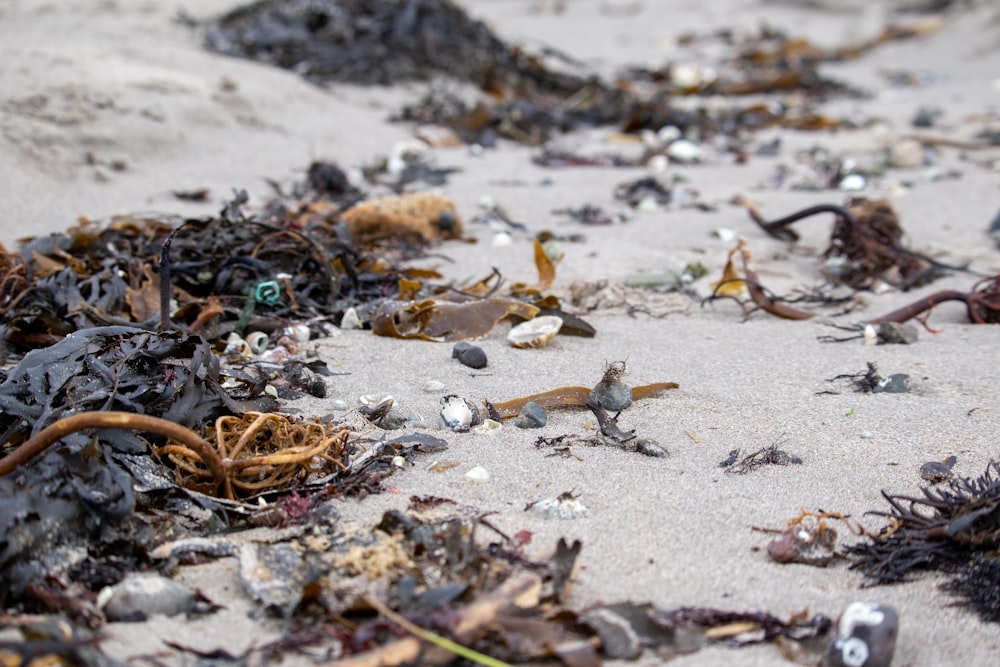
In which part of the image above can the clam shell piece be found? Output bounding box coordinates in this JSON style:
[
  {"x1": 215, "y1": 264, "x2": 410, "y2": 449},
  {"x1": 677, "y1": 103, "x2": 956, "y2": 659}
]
[
  {"x1": 507, "y1": 316, "x2": 563, "y2": 349},
  {"x1": 440, "y1": 395, "x2": 479, "y2": 432}
]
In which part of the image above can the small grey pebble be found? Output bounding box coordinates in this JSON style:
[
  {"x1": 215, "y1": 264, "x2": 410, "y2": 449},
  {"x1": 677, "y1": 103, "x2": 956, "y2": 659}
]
[
  {"x1": 514, "y1": 401, "x2": 547, "y2": 429},
  {"x1": 874, "y1": 374, "x2": 910, "y2": 394},
  {"x1": 452, "y1": 341, "x2": 488, "y2": 369},
  {"x1": 590, "y1": 381, "x2": 632, "y2": 412},
  {"x1": 877, "y1": 322, "x2": 918, "y2": 345},
  {"x1": 860, "y1": 431, "x2": 876, "y2": 440},
  {"x1": 635, "y1": 439, "x2": 669, "y2": 457},
  {"x1": 329, "y1": 399, "x2": 349, "y2": 410},
  {"x1": 99, "y1": 573, "x2": 195, "y2": 621}
]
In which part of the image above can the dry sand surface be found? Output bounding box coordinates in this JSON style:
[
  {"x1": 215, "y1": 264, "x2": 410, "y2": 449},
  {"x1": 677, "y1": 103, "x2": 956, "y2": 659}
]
[{"x1": 2, "y1": 1, "x2": 1000, "y2": 665}]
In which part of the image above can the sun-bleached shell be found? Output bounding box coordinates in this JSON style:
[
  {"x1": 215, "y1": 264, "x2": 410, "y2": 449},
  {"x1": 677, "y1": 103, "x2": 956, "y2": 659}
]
[{"x1": 507, "y1": 316, "x2": 563, "y2": 348}]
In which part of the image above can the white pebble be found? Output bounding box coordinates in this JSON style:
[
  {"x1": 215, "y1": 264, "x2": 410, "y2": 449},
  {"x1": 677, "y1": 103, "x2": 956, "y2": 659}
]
[{"x1": 465, "y1": 466, "x2": 490, "y2": 483}]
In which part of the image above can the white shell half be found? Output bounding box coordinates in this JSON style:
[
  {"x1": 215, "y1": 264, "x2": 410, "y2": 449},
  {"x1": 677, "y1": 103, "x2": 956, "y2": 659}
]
[{"x1": 507, "y1": 316, "x2": 563, "y2": 348}]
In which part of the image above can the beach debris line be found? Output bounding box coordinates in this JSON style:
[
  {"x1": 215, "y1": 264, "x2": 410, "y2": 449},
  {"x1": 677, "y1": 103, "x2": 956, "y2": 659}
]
[
  {"x1": 846, "y1": 460, "x2": 1000, "y2": 623},
  {"x1": 204, "y1": 1, "x2": 943, "y2": 149}
]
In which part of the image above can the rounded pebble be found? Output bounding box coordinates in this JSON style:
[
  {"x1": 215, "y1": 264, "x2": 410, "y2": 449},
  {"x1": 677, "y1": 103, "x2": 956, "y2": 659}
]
[
  {"x1": 514, "y1": 401, "x2": 547, "y2": 429},
  {"x1": 590, "y1": 380, "x2": 632, "y2": 412},
  {"x1": 452, "y1": 341, "x2": 488, "y2": 369},
  {"x1": 98, "y1": 573, "x2": 195, "y2": 621}
]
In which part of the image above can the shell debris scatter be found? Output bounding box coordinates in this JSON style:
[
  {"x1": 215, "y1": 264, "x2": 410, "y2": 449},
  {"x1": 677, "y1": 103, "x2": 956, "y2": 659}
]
[
  {"x1": 507, "y1": 315, "x2": 563, "y2": 348},
  {"x1": 341, "y1": 192, "x2": 463, "y2": 243}
]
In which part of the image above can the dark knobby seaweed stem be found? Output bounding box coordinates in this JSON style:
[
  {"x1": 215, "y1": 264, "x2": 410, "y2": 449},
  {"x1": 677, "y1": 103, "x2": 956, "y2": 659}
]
[
  {"x1": 847, "y1": 460, "x2": 1000, "y2": 585},
  {"x1": 743, "y1": 197, "x2": 974, "y2": 290},
  {"x1": 866, "y1": 274, "x2": 1000, "y2": 325}
]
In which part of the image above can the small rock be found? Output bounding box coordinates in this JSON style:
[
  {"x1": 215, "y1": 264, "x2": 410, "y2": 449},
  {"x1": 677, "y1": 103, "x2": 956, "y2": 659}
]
[
  {"x1": 874, "y1": 374, "x2": 910, "y2": 394},
  {"x1": 239, "y1": 543, "x2": 307, "y2": 615},
  {"x1": 887, "y1": 138, "x2": 924, "y2": 168},
  {"x1": 635, "y1": 439, "x2": 669, "y2": 457},
  {"x1": 98, "y1": 573, "x2": 195, "y2": 621},
  {"x1": 590, "y1": 380, "x2": 632, "y2": 412},
  {"x1": 911, "y1": 107, "x2": 941, "y2": 128},
  {"x1": 452, "y1": 341, "x2": 488, "y2": 369},
  {"x1": 423, "y1": 380, "x2": 447, "y2": 393},
  {"x1": 823, "y1": 602, "x2": 898, "y2": 667},
  {"x1": 514, "y1": 401, "x2": 547, "y2": 429},
  {"x1": 877, "y1": 322, "x2": 918, "y2": 345},
  {"x1": 920, "y1": 455, "x2": 956, "y2": 483}
]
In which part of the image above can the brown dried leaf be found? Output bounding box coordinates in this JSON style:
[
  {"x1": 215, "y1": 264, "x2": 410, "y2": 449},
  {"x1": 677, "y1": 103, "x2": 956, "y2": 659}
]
[
  {"x1": 372, "y1": 297, "x2": 539, "y2": 342},
  {"x1": 126, "y1": 264, "x2": 161, "y2": 321}
]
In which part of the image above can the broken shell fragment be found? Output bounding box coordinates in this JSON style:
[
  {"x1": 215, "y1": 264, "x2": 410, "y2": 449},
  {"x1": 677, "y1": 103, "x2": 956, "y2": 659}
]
[
  {"x1": 526, "y1": 492, "x2": 588, "y2": 520},
  {"x1": 822, "y1": 602, "x2": 898, "y2": 667},
  {"x1": 507, "y1": 315, "x2": 563, "y2": 348},
  {"x1": 465, "y1": 466, "x2": 489, "y2": 483},
  {"x1": 440, "y1": 394, "x2": 480, "y2": 432}
]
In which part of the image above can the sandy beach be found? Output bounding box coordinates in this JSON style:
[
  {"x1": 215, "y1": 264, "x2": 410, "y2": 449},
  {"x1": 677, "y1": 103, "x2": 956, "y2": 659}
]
[{"x1": 2, "y1": 1, "x2": 999, "y2": 665}]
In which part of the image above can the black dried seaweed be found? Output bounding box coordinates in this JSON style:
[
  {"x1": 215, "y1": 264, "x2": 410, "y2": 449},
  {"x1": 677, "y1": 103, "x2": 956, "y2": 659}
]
[
  {"x1": 847, "y1": 460, "x2": 1000, "y2": 585},
  {"x1": 0, "y1": 326, "x2": 273, "y2": 454},
  {"x1": 722, "y1": 441, "x2": 802, "y2": 474},
  {"x1": 942, "y1": 553, "x2": 1000, "y2": 623}
]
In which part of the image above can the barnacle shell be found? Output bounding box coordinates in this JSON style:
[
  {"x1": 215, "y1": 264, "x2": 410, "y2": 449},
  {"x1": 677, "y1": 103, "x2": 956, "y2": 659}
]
[
  {"x1": 223, "y1": 333, "x2": 252, "y2": 357},
  {"x1": 507, "y1": 316, "x2": 563, "y2": 349},
  {"x1": 246, "y1": 331, "x2": 270, "y2": 355}
]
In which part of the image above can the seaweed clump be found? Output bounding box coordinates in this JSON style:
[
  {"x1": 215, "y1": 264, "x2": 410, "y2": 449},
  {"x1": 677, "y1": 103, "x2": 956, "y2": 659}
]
[{"x1": 847, "y1": 460, "x2": 1000, "y2": 622}]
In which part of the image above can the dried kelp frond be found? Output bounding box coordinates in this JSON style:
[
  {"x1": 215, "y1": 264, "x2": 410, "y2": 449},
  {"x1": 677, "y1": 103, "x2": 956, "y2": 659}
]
[
  {"x1": 847, "y1": 460, "x2": 1000, "y2": 585},
  {"x1": 156, "y1": 412, "x2": 349, "y2": 499}
]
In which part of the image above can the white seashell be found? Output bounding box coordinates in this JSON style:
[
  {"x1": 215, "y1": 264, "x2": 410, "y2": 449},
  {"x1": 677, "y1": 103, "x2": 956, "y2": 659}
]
[
  {"x1": 223, "y1": 333, "x2": 251, "y2": 356},
  {"x1": 657, "y1": 125, "x2": 682, "y2": 144},
  {"x1": 423, "y1": 380, "x2": 448, "y2": 393},
  {"x1": 440, "y1": 395, "x2": 479, "y2": 432},
  {"x1": 246, "y1": 331, "x2": 269, "y2": 355},
  {"x1": 473, "y1": 419, "x2": 502, "y2": 435},
  {"x1": 360, "y1": 394, "x2": 393, "y2": 409},
  {"x1": 838, "y1": 174, "x2": 867, "y2": 191},
  {"x1": 527, "y1": 494, "x2": 589, "y2": 520},
  {"x1": 646, "y1": 154, "x2": 669, "y2": 174},
  {"x1": 666, "y1": 139, "x2": 702, "y2": 164},
  {"x1": 507, "y1": 316, "x2": 563, "y2": 348},
  {"x1": 492, "y1": 231, "x2": 513, "y2": 247},
  {"x1": 258, "y1": 347, "x2": 289, "y2": 363},
  {"x1": 280, "y1": 324, "x2": 311, "y2": 344},
  {"x1": 391, "y1": 456, "x2": 407, "y2": 468},
  {"x1": 863, "y1": 325, "x2": 878, "y2": 347},
  {"x1": 465, "y1": 466, "x2": 489, "y2": 483},
  {"x1": 340, "y1": 307, "x2": 361, "y2": 330}
]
